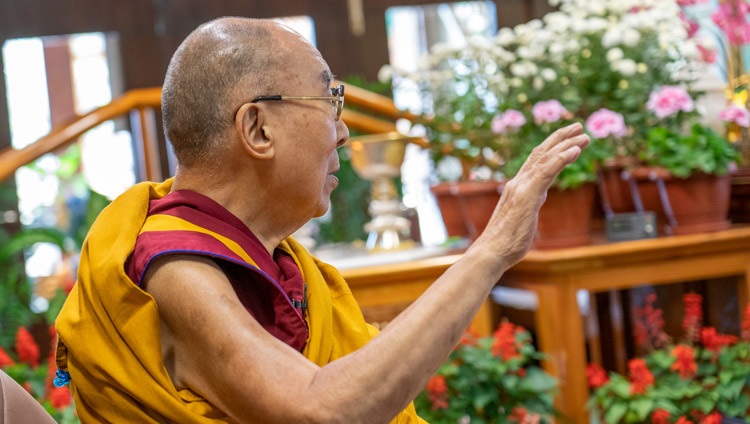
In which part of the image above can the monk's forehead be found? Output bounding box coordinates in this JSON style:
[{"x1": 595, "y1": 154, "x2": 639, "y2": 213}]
[{"x1": 275, "y1": 33, "x2": 333, "y2": 89}]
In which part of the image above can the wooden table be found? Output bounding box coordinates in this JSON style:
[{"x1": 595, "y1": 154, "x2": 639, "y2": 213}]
[{"x1": 339, "y1": 226, "x2": 750, "y2": 423}]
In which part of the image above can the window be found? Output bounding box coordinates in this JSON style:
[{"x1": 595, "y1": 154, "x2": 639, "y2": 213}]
[{"x1": 384, "y1": 2, "x2": 498, "y2": 246}]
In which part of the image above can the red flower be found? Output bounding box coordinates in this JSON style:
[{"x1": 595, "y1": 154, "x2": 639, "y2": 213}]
[
  {"x1": 676, "y1": 417, "x2": 693, "y2": 424},
  {"x1": 633, "y1": 292, "x2": 670, "y2": 349},
  {"x1": 682, "y1": 293, "x2": 703, "y2": 342},
  {"x1": 586, "y1": 363, "x2": 609, "y2": 389},
  {"x1": 492, "y1": 322, "x2": 520, "y2": 361},
  {"x1": 510, "y1": 407, "x2": 541, "y2": 423},
  {"x1": 742, "y1": 303, "x2": 750, "y2": 341},
  {"x1": 426, "y1": 375, "x2": 448, "y2": 410},
  {"x1": 651, "y1": 409, "x2": 671, "y2": 424},
  {"x1": 426, "y1": 375, "x2": 447, "y2": 395},
  {"x1": 0, "y1": 346, "x2": 15, "y2": 368},
  {"x1": 703, "y1": 412, "x2": 722, "y2": 424},
  {"x1": 458, "y1": 328, "x2": 479, "y2": 347},
  {"x1": 701, "y1": 327, "x2": 737, "y2": 354},
  {"x1": 670, "y1": 345, "x2": 697, "y2": 379},
  {"x1": 15, "y1": 327, "x2": 39, "y2": 367},
  {"x1": 628, "y1": 358, "x2": 654, "y2": 395},
  {"x1": 48, "y1": 386, "x2": 72, "y2": 409},
  {"x1": 511, "y1": 406, "x2": 527, "y2": 419}
]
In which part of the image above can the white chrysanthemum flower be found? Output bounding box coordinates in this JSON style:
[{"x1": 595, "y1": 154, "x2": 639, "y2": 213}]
[
  {"x1": 587, "y1": 2, "x2": 607, "y2": 16},
  {"x1": 585, "y1": 17, "x2": 609, "y2": 33},
  {"x1": 622, "y1": 29, "x2": 641, "y2": 47},
  {"x1": 436, "y1": 156, "x2": 464, "y2": 182},
  {"x1": 498, "y1": 49, "x2": 517, "y2": 64},
  {"x1": 615, "y1": 58, "x2": 637, "y2": 76},
  {"x1": 544, "y1": 11, "x2": 572, "y2": 32},
  {"x1": 489, "y1": 74, "x2": 510, "y2": 94},
  {"x1": 517, "y1": 46, "x2": 533, "y2": 60},
  {"x1": 541, "y1": 68, "x2": 557, "y2": 81},
  {"x1": 566, "y1": 38, "x2": 581, "y2": 52},
  {"x1": 549, "y1": 41, "x2": 566, "y2": 56},
  {"x1": 484, "y1": 62, "x2": 498, "y2": 75},
  {"x1": 468, "y1": 35, "x2": 492, "y2": 51},
  {"x1": 679, "y1": 41, "x2": 700, "y2": 61},
  {"x1": 510, "y1": 77, "x2": 523, "y2": 87},
  {"x1": 602, "y1": 29, "x2": 622, "y2": 47},
  {"x1": 606, "y1": 47, "x2": 624, "y2": 62},
  {"x1": 526, "y1": 19, "x2": 543, "y2": 30},
  {"x1": 526, "y1": 61, "x2": 538, "y2": 75},
  {"x1": 495, "y1": 27, "x2": 515, "y2": 46},
  {"x1": 377, "y1": 65, "x2": 392, "y2": 83},
  {"x1": 510, "y1": 63, "x2": 527, "y2": 78},
  {"x1": 533, "y1": 76, "x2": 545, "y2": 91},
  {"x1": 533, "y1": 29, "x2": 553, "y2": 46}
]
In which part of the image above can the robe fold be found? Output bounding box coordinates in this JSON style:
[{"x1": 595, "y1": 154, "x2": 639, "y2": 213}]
[{"x1": 55, "y1": 178, "x2": 425, "y2": 423}]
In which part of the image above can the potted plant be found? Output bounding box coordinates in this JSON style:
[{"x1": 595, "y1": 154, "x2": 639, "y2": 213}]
[
  {"x1": 587, "y1": 292, "x2": 750, "y2": 423},
  {"x1": 382, "y1": 0, "x2": 714, "y2": 244},
  {"x1": 627, "y1": 118, "x2": 740, "y2": 235},
  {"x1": 415, "y1": 321, "x2": 558, "y2": 423}
]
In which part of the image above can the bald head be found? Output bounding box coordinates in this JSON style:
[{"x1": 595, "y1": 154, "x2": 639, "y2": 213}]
[{"x1": 162, "y1": 17, "x2": 309, "y2": 167}]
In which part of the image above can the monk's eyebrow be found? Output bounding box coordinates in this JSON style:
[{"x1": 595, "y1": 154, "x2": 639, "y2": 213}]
[{"x1": 321, "y1": 70, "x2": 333, "y2": 86}]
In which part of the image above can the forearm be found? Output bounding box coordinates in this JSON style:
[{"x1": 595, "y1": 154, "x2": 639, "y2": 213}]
[{"x1": 305, "y1": 247, "x2": 509, "y2": 423}]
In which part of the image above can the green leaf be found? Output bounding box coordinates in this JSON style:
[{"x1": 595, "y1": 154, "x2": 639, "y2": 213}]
[
  {"x1": 631, "y1": 397, "x2": 655, "y2": 421},
  {"x1": 605, "y1": 401, "x2": 628, "y2": 424},
  {"x1": 518, "y1": 367, "x2": 558, "y2": 393},
  {"x1": 610, "y1": 375, "x2": 632, "y2": 399},
  {"x1": 0, "y1": 227, "x2": 67, "y2": 262}
]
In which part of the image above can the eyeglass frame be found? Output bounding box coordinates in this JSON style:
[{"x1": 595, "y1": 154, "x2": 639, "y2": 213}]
[{"x1": 250, "y1": 84, "x2": 345, "y2": 120}]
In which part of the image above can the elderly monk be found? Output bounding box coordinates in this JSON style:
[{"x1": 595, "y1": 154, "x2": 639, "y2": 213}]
[{"x1": 54, "y1": 17, "x2": 589, "y2": 423}]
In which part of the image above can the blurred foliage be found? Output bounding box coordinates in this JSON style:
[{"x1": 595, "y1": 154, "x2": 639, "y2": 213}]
[{"x1": 0, "y1": 223, "x2": 66, "y2": 348}]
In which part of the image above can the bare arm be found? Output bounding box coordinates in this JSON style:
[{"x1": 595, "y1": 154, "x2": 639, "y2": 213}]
[{"x1": 145, "y1": 123, "x2": 590, "y2": 423}]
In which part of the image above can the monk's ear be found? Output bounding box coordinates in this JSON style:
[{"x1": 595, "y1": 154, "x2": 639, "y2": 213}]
[{"x1": 235, "y1": 102, "x2": 275, "y2": 160}]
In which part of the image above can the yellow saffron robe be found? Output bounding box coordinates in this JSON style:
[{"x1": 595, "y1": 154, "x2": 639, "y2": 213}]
[{"x1": 56, "y1": 179, "x2": 425, "y2": 423}]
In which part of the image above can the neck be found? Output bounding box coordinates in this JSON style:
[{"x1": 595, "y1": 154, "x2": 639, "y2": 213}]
[{"x1": 171, "y1": 168, "x2": 307, "y2": 255}]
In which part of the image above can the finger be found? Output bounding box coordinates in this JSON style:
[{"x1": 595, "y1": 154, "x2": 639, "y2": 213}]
[
  {"x1": 521, "y1": 132, "x2": 590, "y2": 173},
  {"x1": 538, "y1": 123, "x2": 584, "y2": 151}
]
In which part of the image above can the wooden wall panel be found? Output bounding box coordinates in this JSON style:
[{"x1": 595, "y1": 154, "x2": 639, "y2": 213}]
[{"x1": 0, "y1": 0, "x2": 546, "y2": 150}]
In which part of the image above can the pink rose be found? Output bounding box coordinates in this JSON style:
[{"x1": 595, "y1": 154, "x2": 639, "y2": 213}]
[
  {"x1": 719, "y1": 104, "x2": 750, "y2": 127},
  {"x1": 531, "y1": 100, "x2": 569, "y2": 125},
  {"x1": 585, "y1": 108, "x2": 628, "y2": 139},
  {"x1": 647, "y1": 86, "x2": 695, "y2": 119},
  {"x1": 491, "y1": 109, "x2": 527, "y2": 134}
]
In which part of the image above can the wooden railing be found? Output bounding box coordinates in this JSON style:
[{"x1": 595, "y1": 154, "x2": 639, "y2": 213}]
[{"x1": 0, "y1": 82, "x2": 422, "y2": 183}]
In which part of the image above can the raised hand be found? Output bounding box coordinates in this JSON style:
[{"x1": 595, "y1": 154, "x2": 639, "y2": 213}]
[{"x1": 471, "y1": 123, "x2": 590, "y2": 268}]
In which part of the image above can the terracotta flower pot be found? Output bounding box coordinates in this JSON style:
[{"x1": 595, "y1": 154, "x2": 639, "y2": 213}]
[
  {"x1": 430, "y1": 180, "x2": 503, "y2": 240},
  {"x1": 598, "y1": 156, "x2": 642, "y2": 214},
  {"x1": 628, "y1": 167, "x2": 732, "y2": 235},
  {"x1": 535, "y1": 183, "x2": 596, "y2": 250}
]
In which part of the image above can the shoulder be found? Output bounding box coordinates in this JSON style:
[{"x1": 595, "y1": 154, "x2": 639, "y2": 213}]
[{"x1": 141, "y1": 254, "x2": 229, "y2": 294}]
